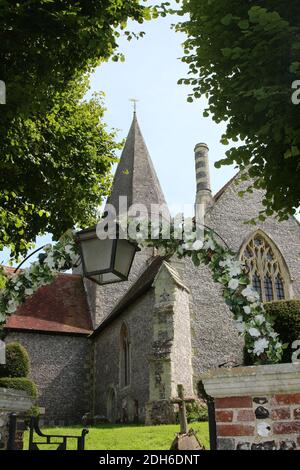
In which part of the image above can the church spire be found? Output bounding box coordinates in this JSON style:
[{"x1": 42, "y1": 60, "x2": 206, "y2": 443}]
[{"x1": 107, "y1": 115, "x2": 170, "y2": 218}]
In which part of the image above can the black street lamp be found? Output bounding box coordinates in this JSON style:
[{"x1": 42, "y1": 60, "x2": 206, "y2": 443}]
[{"x1": 76, "y1": 224, "x2": 139, "y2": 286}]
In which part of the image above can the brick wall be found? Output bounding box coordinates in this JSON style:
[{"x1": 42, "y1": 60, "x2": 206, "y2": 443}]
[
  {"x1": 201, "y1": 363, "x2": 300, "y2": 450},
  {"x1": 216, "y1": 393, "x2": 300, "y2": 450}
]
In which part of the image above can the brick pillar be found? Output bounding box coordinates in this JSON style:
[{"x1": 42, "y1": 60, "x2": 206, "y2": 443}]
[{"x1": 201, "y1": 363, "x2": 300, "y2": 450}]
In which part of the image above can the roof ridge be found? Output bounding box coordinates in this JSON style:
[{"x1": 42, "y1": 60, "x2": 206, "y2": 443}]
[{"x1": 213, "y1": 172, "x2": 240, "y2": 203}]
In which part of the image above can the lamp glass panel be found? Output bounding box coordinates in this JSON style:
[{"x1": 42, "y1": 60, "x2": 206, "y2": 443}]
[
  {"x1": 114, "y1": 239, "x2": 136, "y2": 278},
  {"x1": 80, "y1": 237, "x2": 113, "y2": 274}
]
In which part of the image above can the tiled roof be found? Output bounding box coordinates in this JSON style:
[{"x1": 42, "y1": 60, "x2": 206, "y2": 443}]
[
  {"x1": 5, "y1": 273, "x2": 92, "y2": 335},
  {"x1": 2, "y1": 266, "x2": 20, "y2": 274},
  {"x1": 92, "y1": 256, "x2": 164, "y2": 337}
]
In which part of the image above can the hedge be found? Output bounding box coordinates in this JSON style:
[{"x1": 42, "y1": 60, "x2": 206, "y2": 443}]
[
  {"x1": 265, "y1": 300, "x2": 300, "y2": 364},
  {"x1": 0, "y1": 342, "x2": 30, "y2": 378},
  {"x1": 0, "y1": 377, "x2": 37, "y2": 399},
  {"x1": 186, "y1": 400, "x2": 208, "y2": 423}
]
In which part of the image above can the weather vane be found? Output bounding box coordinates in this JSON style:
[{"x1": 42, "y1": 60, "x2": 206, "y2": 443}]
[{"x1": 129, "y1": 98, "x2": 139, "y2": 114}]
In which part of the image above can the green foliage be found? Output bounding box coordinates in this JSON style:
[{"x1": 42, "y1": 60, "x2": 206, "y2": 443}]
[
  {"x1": 0, "y1": 1, "x2": 153, "y2": 258},
  {"x1": 265, "y1": 300, "x2": 300, "y2": 363},
  {"x1": 1, "y1": 1, "x2": 150, "y2": 119},
  {"x1": 0, "y1": 77, "x2": 120, "y2": 258},
  {"x1": 0, "y1": 342, "x2": 30, "y2": 378},
  {"x1": 27, "y1": 405, "x2": 40, "y2": 418},
  {"x1": 177, "y1": 0, "x2": 300, "y2": 219},
  {"x1": 0, "y1": 377, "x2": 37, "y2": 399},
  {"x1": 186, "y1": 401, "x2": 208, "y2": 423}
]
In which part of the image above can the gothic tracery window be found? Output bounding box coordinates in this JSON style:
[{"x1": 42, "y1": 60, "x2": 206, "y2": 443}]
[
  {"x1": 120, "y1": 323, "x2": 130, "y2": 388},
  {"x1": 240, "y1": 232, "x2": 287, "y2": 302}
]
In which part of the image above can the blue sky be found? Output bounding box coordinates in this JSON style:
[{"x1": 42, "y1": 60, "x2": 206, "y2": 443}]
[{"x1": 1, "y1": 8, "x2": 238, "y2": 267}]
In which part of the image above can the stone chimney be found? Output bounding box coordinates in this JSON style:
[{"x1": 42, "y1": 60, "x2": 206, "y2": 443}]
[{"x1": 194, "y1": 143, "x2": 213, "y2": 214}]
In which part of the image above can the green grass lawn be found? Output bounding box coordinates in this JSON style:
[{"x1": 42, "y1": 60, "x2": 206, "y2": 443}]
[{"x1": 24, "y1": 422, "x2": 209, "y2": 450}]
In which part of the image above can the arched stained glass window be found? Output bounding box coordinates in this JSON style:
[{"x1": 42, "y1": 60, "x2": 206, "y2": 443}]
[
  {"x1": 275, "y1": 275, "x2": 285, "y2": 300},
  {"x1": 240, "y1": 231, "x2": 289, "y2": 302}
]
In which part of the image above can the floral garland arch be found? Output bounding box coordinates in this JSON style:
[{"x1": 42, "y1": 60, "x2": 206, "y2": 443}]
[{"x1": 0, "y1": 225, "x2": 284, "y2": 365}]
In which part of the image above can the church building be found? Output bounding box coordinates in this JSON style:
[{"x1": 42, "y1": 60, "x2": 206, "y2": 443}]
[{"x1": 4, "y1": 115, "x2": 300, "y2": 425}]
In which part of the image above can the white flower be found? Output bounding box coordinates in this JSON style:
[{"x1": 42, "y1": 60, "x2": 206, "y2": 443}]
[
  {"x1": 183, "y1": 231, "x2": 196, "y2": 244},
  {"x1": 254, "y1": 314, "x2": 265, "y2": 325},
  {"x1": 45, "y1": 254, "x2": 55, "y2": 269},
  {"x1": 64, "y1": 244, "x2": 74, "y2": 255},
  {"x1": 182, "y1": 240, "x2": 193, "y2": 250},
  {"x1": 219, "y1": 257, "x2": 242, "y2": 277},
  {"x1": 228, "y1": 278, "x2": 239, "y2": 290},
  {"x1": 25, "y1": 288, "x2": 34, "y2": 296},
  {"x1": 192, "y1": 239, "x2": 203, "y2": 251},
  {"x1": 23, "y1": 269, "x2": 32, "y2": 281},
  {"x1": 177, "y1": 246, "x2": 184, "y2": 255},
  {"x1": 56, "y1": 258, "x2": 66, "y2": 268},
  {"x1": 6, "y1": 300, "x2": 18, "y2": 314},
  {"x1": 228, "y1": 264, "x2": 242, "y2": 277},
  {"x1": 243, "y1": 305, "x2": 251, "y2": 315},
  {"x1": 248, "y1": 327, "x2": 261, "y2": 337},
  {"x1": 188, "y1": 231, "x2": 197, "y2": 242},
  {"x1": 219, "y1": 257, "x2": 231, "y2": 268},
  {"x1": 241, "y1": 286, "x2": 260, "y2": 303},
  {"x1": 253, "y1": 338, "x2": 269, "y2": 355},
  {"x1": 0, "y1": 311, "x2": 6, "y2": 322},
  {"x1": 234, "y1": 318, "x2": 245, "y2": 333},
  {"x1": 270, "y1": 331, "x2": 279, "y2": 340},
  {"x1": 203, "y1": 237, "x2": 215, "y2": 251}
]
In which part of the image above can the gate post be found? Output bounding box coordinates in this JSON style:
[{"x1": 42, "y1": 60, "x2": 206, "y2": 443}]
[
  {"x1": 200, "y1": 363, "x2": 300, "y2": 450},
  {"x1": 7, "y1": 413, "x2": 17, "y2": 450}
]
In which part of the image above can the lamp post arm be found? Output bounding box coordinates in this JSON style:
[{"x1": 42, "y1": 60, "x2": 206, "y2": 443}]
[{"x1": 14, "y1": 245, "x2": 47, "y2": 273}]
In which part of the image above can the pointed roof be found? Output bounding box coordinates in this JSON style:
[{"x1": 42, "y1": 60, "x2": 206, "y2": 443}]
[
  {"x1": 153, "y1": 261, "x2": 190, "y2": 293},
  {"x1": 107, "y1": 114, "x2": 169, "y2": 217}
]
